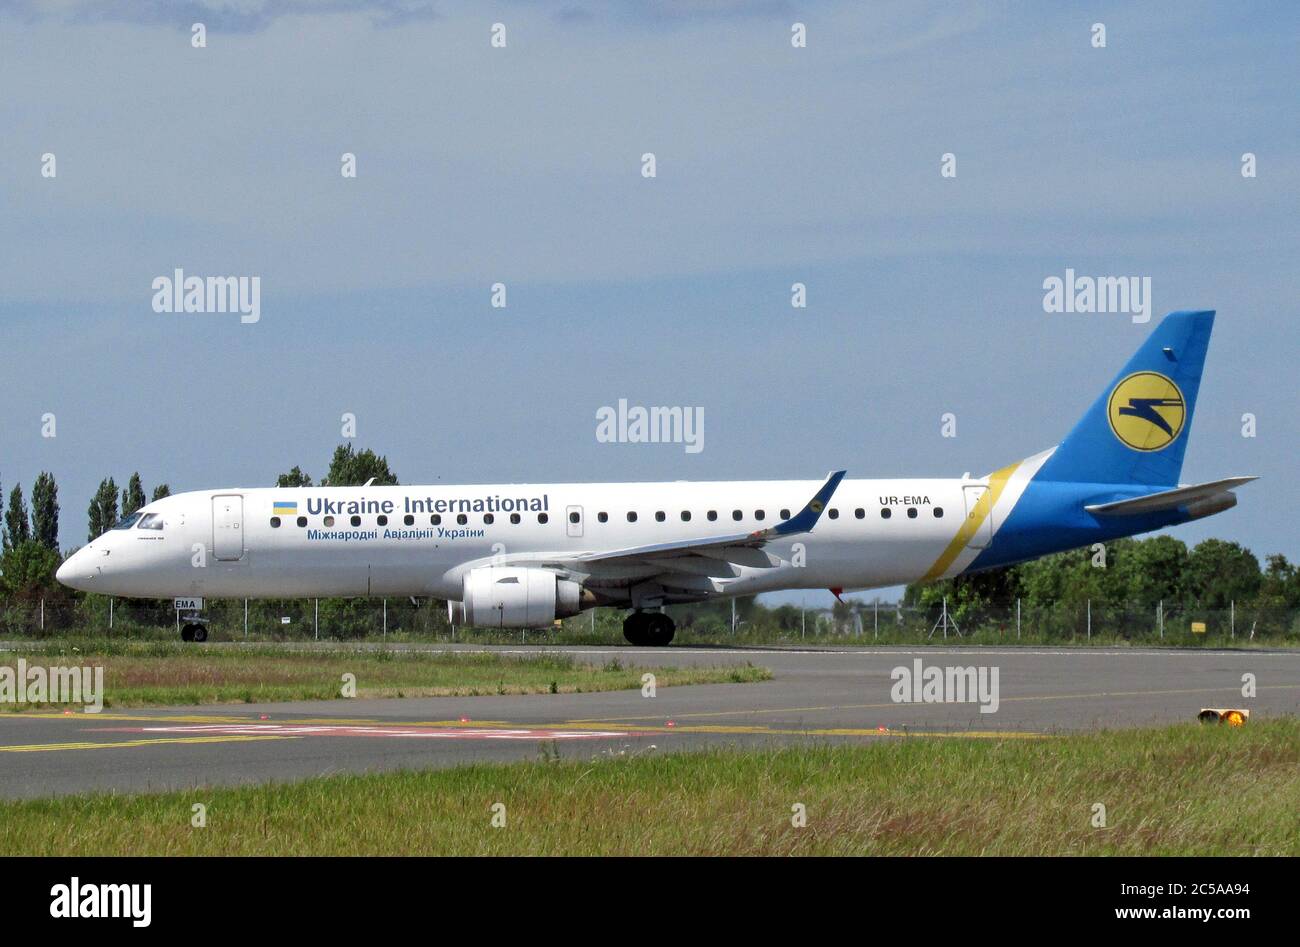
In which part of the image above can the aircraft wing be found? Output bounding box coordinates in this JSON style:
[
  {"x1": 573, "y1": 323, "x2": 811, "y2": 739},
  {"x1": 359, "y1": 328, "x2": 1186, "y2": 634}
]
[{"x1": 1084, "y1": 476, "x2": 1257, "y2": 516}]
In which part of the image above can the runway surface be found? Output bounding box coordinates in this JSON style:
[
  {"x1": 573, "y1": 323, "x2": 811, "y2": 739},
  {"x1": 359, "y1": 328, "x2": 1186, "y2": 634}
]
[{"x1": 1, "y1": 645, "x2": 1297, "y2": 799}]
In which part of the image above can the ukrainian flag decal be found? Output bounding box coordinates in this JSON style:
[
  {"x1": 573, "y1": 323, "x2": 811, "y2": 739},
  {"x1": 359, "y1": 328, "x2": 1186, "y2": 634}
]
[{"x1": 273, "y1": 500, "x2": 298, "y2": 516}]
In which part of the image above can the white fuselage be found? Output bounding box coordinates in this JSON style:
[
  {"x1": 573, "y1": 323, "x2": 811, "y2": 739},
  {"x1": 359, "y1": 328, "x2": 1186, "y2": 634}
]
[{"x1": 56, "y1": 474, "x2": 1009, "y2": 604}]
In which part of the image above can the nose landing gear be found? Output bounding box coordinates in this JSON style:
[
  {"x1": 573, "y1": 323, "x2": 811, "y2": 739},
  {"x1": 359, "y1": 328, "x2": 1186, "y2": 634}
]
[
  {"x1": 179, "y1": 615, "x2": 209, "y2": 643},
  {"x1": 622, "y1": 610, "x2": 675, "y2": 647}
]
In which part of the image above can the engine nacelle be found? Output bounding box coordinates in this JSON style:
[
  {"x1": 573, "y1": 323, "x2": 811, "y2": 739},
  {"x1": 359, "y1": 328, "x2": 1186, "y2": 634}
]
[{"x1": 447, "y1": 567, "x2": 583, "y2": 628}]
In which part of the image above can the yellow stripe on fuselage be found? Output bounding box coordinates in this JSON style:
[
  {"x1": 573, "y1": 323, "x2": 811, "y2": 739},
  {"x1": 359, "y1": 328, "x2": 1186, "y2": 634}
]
[{"x1": 920, "y1": 460, "x2": 1021, "y2": 583}]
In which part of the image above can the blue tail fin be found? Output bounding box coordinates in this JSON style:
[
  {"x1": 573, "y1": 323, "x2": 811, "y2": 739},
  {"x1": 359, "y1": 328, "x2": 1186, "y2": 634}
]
[{"x1": 1035, "y1": 310, "x2": 1215, "y2": 487}]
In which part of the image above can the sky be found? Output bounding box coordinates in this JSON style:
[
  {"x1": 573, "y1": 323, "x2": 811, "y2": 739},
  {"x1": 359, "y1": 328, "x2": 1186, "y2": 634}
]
[{"x1": 1, "y1": 0, "x2": 1297, "y2": 606}]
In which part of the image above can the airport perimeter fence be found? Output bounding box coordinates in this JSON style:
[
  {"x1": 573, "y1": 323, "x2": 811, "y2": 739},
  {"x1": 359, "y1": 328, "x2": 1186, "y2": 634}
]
[{"x1": 1, "y1": 596, "x2": 1297, "y2": 646}]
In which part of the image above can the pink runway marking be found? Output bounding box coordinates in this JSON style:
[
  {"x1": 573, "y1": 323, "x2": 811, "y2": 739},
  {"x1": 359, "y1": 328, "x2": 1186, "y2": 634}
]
[{"x1": 91, "y1": 723, "x2": 628, "y2": 741}]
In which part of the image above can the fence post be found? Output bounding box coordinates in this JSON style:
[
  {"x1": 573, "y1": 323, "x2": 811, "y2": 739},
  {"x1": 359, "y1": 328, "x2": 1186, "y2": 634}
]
[
  {"x1": 1087, "y1": 599, "x2": 1091, "y2": 640},
  {"x1": 1158, "y1": 599, "x2": 1163, "y2": 638},
  {"x1": 383, "y1": 598, "x2": 387, "y2": 638},
  {"x1": 1016, "y1": 598, "x2": 1021, "y2": 639},
  {"x1": 244, "y1": 599, "x2": 248, "y2": 639},
  {"x1": 40, "y1": 597, "x2": 45, "y2": 632},
  {"x1": 314, "y1": 598, "x2": 319, "y2": 641},
  {"x1": 874, "y1": 599, "x2": 878, "y2": 640},
  {"x1": 1230, "y1": 599, "x2": 1235, "y2": 639},
  {"x1": 109, "y1": 596, "x2": 113, "y2": 633}
]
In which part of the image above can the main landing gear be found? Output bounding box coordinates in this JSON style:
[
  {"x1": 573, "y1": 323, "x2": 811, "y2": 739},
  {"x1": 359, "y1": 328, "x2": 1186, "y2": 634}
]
[
  {"x1": 180, "y1": 622, "x2": 208, "y2": 643},
  {"x1": 622, "y1": 610, "x2": 675, "y2": 647}
]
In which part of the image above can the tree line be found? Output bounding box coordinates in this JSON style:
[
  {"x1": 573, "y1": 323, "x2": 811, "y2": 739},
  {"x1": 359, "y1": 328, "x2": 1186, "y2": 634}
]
[{"x1": 902, "y1": 534, "x2": 1300, "y2": 613}]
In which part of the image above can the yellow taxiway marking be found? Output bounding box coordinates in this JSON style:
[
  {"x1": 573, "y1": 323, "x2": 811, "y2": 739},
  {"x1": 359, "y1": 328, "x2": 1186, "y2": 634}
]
[
  {"x1": 17, "y1": 712, "x2": 272, "y2": 723},
  {"x1": 0, "y1": 734, "x2": 296, "y2": 753},
  {"x1": 567, "y1": 683, "x2": 1300, "y2": 723},
  {"x1": 553, "y1": 721, "x2": 1045, "y2": 739}
]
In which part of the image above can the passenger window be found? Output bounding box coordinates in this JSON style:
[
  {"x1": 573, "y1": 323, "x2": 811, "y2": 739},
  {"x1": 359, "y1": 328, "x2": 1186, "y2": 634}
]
[
  {"x1": 270, "y1": 517, "x2": 281, "y2": 528},
  {"x1": 403, "y1": 514, "x2": 414, "y2": 526},
  {"x1": 627, "y1": 512, "x2": 638, "y2": 523},
  {"x1": 484, "y1": 513, "x2": 494, "y2": 524},
  {"x1": 732, "y1": 510, "x2": 742, "y2": 521},
  {"x1": 538, "y1": 512, "x2": 549, "y2": 524},
  {"x1": 350, "y1": 515, "x2": 361, "y2": 527},
  {"x1": 880, "y1": 508, "x2": 891, "y2": 520},
  {"x1": 680, "y1": 511, "x2": 691, "y2": 521},
  {"x1": 854, "y1": 508, "x2": 865, "y2": 519},
  {"x1": 780, "y1": 509, "x2": 791, "y2": 520},
  {"x1": 907, "y1": 507, "x2": 918, "y2": 518},
  {"x1": 754, "y1": 510, "x2": 765, "y2": 521},
  {"x1": 707, "y1": 511, "x2": 718, "y2": 521},
  {"x1": 431, "y1": 514, "x2": 441, "y2": 526},
  {"x1": 510, "y1": 513, "x2": 520, "y2": 524},
  {"x1": 598, "y1": 512, "x2": 608, "y2": 523},
  {"x1": 456, "y1": 514, "x2": 468, "y2": 525},
  {"x1": 569, "y1": 511, "x2": 580, "y2": 524},
  {"x1": 138, "y1": 513, "x2": 164, "y2": 530},
  {"x1": 297, "y1": 516, "x2": 307, "y2": 528},
  {"x1": 655, "y1": 511, "x2": 666, "y2": 522},
  {"x1": 377, "y1": 515, "x2": 388, "y2": 526},
  {"x1": 828, "y1": 508, "x2": 839, "y2": 519},
  {"x1": 324, "y1": 515, "x2": 335, "y2": 527},
  {"x1": 934, "y1": 507, "x2": 944, "y2": 518}
]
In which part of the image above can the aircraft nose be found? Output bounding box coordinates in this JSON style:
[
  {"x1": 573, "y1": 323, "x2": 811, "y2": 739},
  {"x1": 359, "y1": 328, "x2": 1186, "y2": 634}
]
[{"x1": 56, "y1": 550, "x2": 96, "y2": 590}]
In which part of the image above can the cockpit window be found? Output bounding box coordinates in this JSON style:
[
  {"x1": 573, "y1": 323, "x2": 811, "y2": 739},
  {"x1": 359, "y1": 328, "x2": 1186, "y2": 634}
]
[
  {"x1": 138, "y1": 513, "x2": 164, "y2": 530},
  {"x1": 113, "y1": 511, "x2": 144, "y2": 530}
]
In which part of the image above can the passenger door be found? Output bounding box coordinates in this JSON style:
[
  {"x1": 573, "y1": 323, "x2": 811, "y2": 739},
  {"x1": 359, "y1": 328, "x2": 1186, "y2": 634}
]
[{"x1": 212, "y1": 495, "x2": 245, "y2": 561}]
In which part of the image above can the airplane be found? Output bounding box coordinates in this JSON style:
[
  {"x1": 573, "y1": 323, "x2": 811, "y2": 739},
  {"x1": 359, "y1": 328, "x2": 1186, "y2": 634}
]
[{"x1": 57, "y1": 310, "x2": 1255, "y2": 645}]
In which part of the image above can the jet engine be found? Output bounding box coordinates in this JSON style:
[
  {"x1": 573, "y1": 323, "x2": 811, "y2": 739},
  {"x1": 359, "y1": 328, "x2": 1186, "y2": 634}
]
[{"x1": 447, "y1": 567, "x2": 584, "y2": 628}]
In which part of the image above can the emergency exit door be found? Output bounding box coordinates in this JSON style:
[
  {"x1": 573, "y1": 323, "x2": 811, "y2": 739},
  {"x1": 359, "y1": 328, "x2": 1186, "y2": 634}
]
[{"x1": 212, "y1": 495, "x2": 245, "y2": 561}]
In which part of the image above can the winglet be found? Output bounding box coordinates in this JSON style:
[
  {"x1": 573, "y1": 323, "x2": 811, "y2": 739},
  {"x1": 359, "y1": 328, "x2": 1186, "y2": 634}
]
[{"x1": 764, "y1": 470, "x2": 846, "y2": 538}]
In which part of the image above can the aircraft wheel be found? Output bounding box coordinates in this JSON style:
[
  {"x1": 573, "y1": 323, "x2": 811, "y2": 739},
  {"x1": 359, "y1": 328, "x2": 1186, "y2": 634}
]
[
  {"x1": 622, "y1": 611, "x2": 649, "y2": 646},
  {"x1": 181, "y1": 623, "x2": 206, "y2": 643},
  {"x1": 644, "y1": 612, "x2": 676, "y2": 647}
]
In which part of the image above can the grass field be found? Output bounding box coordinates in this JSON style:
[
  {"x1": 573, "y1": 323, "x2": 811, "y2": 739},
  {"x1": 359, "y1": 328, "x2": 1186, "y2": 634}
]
[
  {"x1": 3, "y1": 718, "x2": 1295, "y2": 855},
  {"x1": 0, "y1": 641, "x2": 770, "y2": 708}
]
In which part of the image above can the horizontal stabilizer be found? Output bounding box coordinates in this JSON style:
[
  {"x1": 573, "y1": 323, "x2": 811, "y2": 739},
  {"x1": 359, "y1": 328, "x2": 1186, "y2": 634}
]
[{"x1": 1084, "y1": 476, "x2": 1257, "y2": 516}]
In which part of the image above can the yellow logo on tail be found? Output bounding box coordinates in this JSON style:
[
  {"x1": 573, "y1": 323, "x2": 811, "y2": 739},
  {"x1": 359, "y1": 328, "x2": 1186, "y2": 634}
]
[{"x1": 1107, "y1": 372, "x2": 1185, "y2": 451}]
